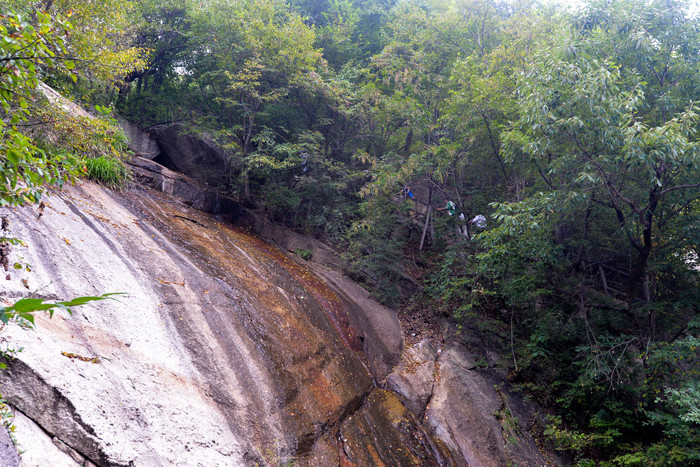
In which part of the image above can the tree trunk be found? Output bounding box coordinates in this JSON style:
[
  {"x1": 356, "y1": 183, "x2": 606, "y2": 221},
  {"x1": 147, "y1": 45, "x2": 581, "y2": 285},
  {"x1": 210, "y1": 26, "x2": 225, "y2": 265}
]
[
  {"x1": 599, "y1": 265, "x2": 610, "y2": 296},
  {"x1": 420, "y1": 207, "x2": 432, "y2": 251},
  {"x1": 627, "y1": 188, "x2": 660, "y2": 301},
  {"x1": 243, "y1": 170, "x2": 250, "y2": 200}
]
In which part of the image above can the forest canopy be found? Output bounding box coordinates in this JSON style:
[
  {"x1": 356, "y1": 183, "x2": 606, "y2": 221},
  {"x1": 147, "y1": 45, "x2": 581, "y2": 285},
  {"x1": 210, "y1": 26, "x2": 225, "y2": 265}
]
[{"x1": 2, "y1": 0, "x2": 699, "y2": 464}]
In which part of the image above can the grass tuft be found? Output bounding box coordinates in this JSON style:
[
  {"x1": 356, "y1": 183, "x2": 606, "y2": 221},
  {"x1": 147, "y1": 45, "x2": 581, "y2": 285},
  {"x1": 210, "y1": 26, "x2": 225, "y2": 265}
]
[{"x1": 84, "y1": 156, "x2": 131, "y2": 189}]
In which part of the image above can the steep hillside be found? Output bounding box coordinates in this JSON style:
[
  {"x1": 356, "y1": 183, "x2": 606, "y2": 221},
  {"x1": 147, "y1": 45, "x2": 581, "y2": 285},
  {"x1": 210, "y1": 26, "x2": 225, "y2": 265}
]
[{"x1": 0, "y1": 165, "x2": 554, "y2": 466}]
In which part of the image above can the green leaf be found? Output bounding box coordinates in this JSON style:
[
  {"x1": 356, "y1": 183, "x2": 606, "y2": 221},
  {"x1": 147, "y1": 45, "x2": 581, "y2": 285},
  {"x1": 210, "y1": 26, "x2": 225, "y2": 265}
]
[
  {"x1": 17, "y1": 312, "x2": 34, "y2": 324},
  {"x1": 3, "y1": 293, "x2": 125, "y2": 318},
  {"x1": 57, "y1": 293, "x2": 125, "y2": 308},
  {"x1": 8, "y1": 298, "x2": 50, "y2": 313},
  {"x1": 6, "y1": 149, "x2": 21, "y2": 166}
]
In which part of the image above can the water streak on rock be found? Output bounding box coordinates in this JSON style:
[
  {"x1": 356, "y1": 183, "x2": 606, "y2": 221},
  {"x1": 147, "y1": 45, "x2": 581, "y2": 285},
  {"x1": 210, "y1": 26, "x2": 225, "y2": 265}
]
[{"x1": 0, "y1": 181, "x2": 449, "y2": 466}]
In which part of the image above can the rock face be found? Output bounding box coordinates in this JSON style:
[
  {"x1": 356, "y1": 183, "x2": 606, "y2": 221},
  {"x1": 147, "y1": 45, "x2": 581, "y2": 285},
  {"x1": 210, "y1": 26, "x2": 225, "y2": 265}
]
[
  {"x1": 127, "y1": 156, "x2": 238, "y2": 216},
  {"x1": 10, "y1": 412, "x2": 86, "y2": 467},
  {"x1": 388, "y1": 341, "x2": 556, "y2": 467},
  {"x1": 312, "y1": 266, "x2": 404, "y2": 382},
  {"x1": 0, "y1": 417, "x2": 20, "y2": 467},
  {"x1": 37, "y1": 83, "x2": 93, "y2": 120},
  {"x1": 426, "y1": 346, "x2": 509, "y2": 467},
  {"x1": 151, "y1": 124, "x2": 238, "y2": 189},
  {"x1": 234, "y1": 208, "x2": 346, "y2": 271},
  {"x1": 0, "y1": 147, "x2": 557, "y2": 466},
  {"x1": 0, "y1": 179, "x2": 440, "y2": 466},
  {"x1": 386, "y1": 340, "x2": 438, "y2": 417},
  {"x1": 337, "y1": 389, "x2": 453, "y2": 466}
]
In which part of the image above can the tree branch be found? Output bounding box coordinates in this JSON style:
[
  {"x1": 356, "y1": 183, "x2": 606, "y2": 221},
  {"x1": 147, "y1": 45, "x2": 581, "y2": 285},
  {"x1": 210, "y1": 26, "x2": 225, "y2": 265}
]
[
  {"x1": 572, "y1": 132, "x2": 640, "y2": 213},
  {"x1": 480, "y1": 110, "x2": 509, "y2": 184},
  {"x1": 660, "y1": 183, "x2": 700, "y2": 196}
]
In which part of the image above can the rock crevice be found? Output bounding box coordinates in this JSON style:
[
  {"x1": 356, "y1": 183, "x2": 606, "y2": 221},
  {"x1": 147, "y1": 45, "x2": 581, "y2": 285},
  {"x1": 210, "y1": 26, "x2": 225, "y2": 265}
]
[{"x1": 0, "y1": 357, "x2": 116, "y2": 466}]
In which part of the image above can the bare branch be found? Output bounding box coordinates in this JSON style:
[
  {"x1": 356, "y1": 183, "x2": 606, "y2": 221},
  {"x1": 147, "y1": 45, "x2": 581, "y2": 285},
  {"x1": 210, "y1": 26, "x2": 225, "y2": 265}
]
[{"x1": 660, "y1": 183, "x2": 700, "y2": 196}]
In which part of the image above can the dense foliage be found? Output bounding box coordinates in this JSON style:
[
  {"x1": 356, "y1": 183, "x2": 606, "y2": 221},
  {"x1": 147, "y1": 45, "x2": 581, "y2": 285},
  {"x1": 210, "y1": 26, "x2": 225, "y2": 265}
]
[
  {"x1": 1, "y1": 0, "x2": 697, "y2": 464},
  {"x1": 0, "y1": 0, "x2": 140, "y2": 201},
  {"x1": 117, "y1": 0, "x2": 699, "y2": 464}
]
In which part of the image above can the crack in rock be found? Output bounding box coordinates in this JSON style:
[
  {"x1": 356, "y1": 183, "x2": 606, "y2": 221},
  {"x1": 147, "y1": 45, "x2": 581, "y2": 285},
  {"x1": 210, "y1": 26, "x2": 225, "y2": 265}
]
[{"x1": 0, "y1": 357, "x2": 129, "y2": 467}]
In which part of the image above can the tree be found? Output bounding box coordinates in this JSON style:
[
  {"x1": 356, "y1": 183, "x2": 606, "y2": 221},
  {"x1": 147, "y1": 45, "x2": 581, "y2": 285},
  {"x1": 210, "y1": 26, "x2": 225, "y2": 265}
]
[
  {"x1": 502, "y1": 0, "x2": 700, "y2": 303},
  {"x1": 121, "y1": 0, "x2": 191, "y2": 97},
  {"x1": 473, "y1": 0, "x2": 699, "y2": 461},
  {"x1": 0, "y1": 10, "x2": 80, "y2": 206},
  {"x1": 186, "y1": 0, "x2": 324, "y2": 196},
  {"x1": 7, "y1": 0, "x2": 146, "y2": 84},
  {"x1": 0, "y1": 19, "x2": 124, "y2": 451},
  {"x1": 0, "y1": 4, "x2": 137, "y2": 309}
]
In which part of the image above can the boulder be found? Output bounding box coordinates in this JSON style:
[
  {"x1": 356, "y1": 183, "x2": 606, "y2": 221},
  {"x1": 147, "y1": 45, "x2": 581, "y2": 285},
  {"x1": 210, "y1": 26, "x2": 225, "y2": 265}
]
[
  {"x1": 386, "y1": 339, "x2": 437, "y2": 417},
  {"x1": 37, "y1": 82, "x2": 92, "y2": 120},
  {"x1": 151, "y1": 124, "x2": 238, "y2": 189},
  {"x1": 117, "y1": 118, "x2": 160, "y2": 159},
  {"x1": 127, "y1": 156, "x2": 238, "y2": 216},
  {"x1": 425, "y1": 344, "x2": 555, "y2": 467}
]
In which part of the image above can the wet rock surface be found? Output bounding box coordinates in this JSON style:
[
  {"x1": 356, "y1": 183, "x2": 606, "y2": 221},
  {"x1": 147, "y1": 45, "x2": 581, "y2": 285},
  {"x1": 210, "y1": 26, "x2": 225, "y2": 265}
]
[
  {"x1": 234, "y1": 208, "x2": 346, "y2": 271},
  {"x1": 312, "y1": 266, "x2": 403, "y2": 382},
  {"x1": 0, "y1": 149, "x2": 558, "y2": 466},
  {"x1": 338, "y1": 389, "x2": 454, "y2": 466},
  {"x1": 0, "y1": 181, "x2": 444, "y2": 466},
  {"x1": 127, "y1": 156, "x2": 405, "y2": 383}
]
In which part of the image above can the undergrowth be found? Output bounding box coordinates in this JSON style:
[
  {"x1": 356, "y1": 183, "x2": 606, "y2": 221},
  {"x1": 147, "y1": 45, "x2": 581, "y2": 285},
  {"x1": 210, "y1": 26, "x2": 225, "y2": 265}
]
[{"x1": 84, "y1": 155, "x2": 131, "y2": 188}]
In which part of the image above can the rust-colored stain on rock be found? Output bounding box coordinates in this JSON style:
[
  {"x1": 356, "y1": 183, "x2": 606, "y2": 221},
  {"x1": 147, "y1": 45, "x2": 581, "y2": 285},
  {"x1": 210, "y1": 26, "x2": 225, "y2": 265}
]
[{"x1": 0, "y1": 182, "x2": 451, "y2": 466}]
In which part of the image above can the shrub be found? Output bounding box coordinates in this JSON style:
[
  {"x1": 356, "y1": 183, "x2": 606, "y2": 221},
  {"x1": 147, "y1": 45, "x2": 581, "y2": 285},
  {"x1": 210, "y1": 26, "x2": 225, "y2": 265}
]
[{"x1": 295, "y1": 248, "x2": 313, "y2": 261}]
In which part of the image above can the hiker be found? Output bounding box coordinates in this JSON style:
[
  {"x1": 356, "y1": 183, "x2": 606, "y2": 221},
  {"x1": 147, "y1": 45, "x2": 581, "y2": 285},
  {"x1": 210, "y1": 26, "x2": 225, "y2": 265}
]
[
  {"x1": 401, "y1": 185, "x2": 415, "y2": 199},
  {"x1": 471, "y1": 214, "x2": 487, "y2": 229},
  {"x1": 438, "y1": 199, "x2": 468, "y2": 237},
  {"x1": 437, "y1": 199, "x2": 457, "y2": 216},
  {"x1": 300, "y1": 152, "x2": 308, "y2": 173},
  {"x1": 457, "y1": 213, "x2": 469, "y2": 237}
]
